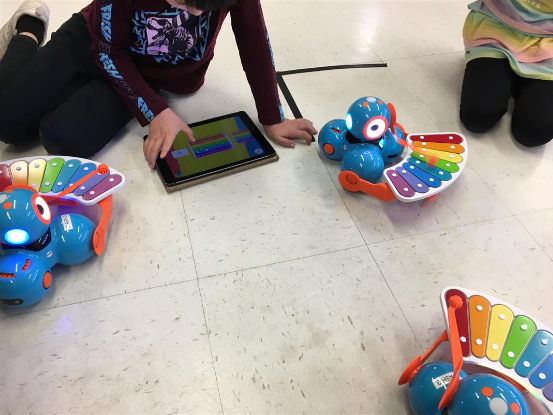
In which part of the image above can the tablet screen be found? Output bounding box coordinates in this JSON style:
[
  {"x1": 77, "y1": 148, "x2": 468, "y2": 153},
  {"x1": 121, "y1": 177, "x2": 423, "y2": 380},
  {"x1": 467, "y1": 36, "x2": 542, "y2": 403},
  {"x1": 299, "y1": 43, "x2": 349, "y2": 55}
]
[{"x1": 165, "y1": 114, "x2": 268, "y2": 179}]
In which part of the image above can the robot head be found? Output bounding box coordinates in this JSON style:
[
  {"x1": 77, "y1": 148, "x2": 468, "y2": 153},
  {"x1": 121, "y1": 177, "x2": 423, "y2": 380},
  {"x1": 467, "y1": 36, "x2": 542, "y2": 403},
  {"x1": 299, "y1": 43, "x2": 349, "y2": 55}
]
[
  {"x1": 346, "y1": 96, "x2": 392, "y2": 142},
  {"x1": 408, "y1": 362, "x2": 468, "y2": 415},
  {"x1": 448, "y1": 374, "x2": 530, "y2": 415},
  {"x1": 0, "y1": 186, "x2": 51, "y2": 247}
]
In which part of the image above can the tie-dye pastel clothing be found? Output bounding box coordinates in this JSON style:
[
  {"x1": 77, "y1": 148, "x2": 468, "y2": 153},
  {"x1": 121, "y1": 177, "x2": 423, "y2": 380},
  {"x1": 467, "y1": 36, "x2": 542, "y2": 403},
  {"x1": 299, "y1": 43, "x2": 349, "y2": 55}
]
[{"x1": 463, "y1": 0, "x2": 553, "y2": 80}]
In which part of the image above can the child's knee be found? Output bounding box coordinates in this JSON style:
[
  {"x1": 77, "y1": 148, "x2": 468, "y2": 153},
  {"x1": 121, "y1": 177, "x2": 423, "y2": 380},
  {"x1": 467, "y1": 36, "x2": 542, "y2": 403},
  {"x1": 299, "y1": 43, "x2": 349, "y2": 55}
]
[
  {"x1": 511, "y1": 116, "x2": 553, "y2": 147},
  {"x1": 0, "y1": 114, "x2": 37, "y2": 145},
  {"x1": 460, "y1": 103, "x2": 505, "y2": 134},
  {"x1": 39, "y1": 117, "x2": 77, "y2": 156}
]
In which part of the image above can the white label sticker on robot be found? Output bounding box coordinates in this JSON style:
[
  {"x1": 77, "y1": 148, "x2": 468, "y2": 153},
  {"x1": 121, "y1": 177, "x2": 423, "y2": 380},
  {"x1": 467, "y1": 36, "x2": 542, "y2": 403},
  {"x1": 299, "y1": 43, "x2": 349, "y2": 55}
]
[
  {"x1": 432, "y1": 372, "x2": 454, "y2": 389},
  {"x1": 61, "y1": 214, "x2": 73, "y2": 231}
]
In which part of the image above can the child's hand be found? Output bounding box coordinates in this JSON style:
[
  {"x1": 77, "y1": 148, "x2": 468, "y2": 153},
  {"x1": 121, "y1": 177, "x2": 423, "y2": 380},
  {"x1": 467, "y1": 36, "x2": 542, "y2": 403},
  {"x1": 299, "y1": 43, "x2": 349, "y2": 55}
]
[
  {"x1": 263, "y1": 119, "x2": 318, "y2": 148},
  {"x1": 144, "y1": 108, "x2": 195, "y2": 169}
]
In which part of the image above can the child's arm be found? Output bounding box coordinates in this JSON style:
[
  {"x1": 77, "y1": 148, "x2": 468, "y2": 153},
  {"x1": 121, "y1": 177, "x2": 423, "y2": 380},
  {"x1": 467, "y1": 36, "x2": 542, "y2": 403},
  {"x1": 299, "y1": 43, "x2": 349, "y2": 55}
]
[
  {"x1": 88, "y1": 0, "x2": 166, "y2": 125},
  {"x1": 87, "y1": 0, "x2": 193, "y2": 167},
  {"x1": 229, "y1": 0, "x2": 317, "y2": 147}
]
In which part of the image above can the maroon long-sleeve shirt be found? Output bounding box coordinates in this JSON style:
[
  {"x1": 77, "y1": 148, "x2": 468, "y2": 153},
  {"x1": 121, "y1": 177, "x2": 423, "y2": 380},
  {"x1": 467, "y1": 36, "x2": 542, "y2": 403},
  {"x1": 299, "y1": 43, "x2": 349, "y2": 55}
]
[{"x1": 81, "y1": 0, "x2": 284, "y2": 127}]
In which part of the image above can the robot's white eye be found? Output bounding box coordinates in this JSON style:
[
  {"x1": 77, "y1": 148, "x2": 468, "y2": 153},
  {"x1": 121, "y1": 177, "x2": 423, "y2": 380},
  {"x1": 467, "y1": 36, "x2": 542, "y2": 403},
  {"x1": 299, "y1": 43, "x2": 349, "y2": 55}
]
[
  {"x1": 4, "y1": 229, "x2": 29, "y2": 245},
  {"x1": 364, "y1": 116, "x2": 388, "y2": 140},
  {"x1": 346, "y1": 113, "x2": 353, "y2": 130},
  {"x1": 34, "y1": 196, "x2": 51, "y2": 222}
]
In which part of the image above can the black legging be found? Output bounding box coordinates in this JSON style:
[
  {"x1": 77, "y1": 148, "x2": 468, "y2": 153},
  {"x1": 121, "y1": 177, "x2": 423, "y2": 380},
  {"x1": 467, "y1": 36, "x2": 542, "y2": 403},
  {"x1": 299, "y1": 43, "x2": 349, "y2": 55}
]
[
  {"x1": 460, "y1": 57, "x2": 553, "y2": 147},
  {"x1": 0, "y1": 13, "x2": 133, "y2": 157}
]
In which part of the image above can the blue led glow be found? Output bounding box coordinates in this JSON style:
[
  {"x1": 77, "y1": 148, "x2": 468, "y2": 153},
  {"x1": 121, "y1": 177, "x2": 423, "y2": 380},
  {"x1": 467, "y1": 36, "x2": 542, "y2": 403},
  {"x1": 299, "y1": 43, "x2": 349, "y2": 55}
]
[
  {"x1": 5, "y1": 229, "x2": 29, "y2": 245},
  {"x1": 346, "y1": 113, "x2": 353, "y2": 130}
]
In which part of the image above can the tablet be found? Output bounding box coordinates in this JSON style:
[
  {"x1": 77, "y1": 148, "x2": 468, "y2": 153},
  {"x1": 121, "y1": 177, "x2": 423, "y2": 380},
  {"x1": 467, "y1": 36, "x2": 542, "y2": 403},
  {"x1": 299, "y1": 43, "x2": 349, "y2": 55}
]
[{"x1": 154, "y1": 112, "x2": 278, "y2": 191}]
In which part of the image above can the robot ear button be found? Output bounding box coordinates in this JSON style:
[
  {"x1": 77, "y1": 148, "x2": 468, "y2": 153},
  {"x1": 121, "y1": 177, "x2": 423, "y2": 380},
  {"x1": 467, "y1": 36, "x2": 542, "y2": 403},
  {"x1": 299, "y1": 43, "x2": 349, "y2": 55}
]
[
  {"x1": 481, "y1": 386, "x2": 493, "y2": 397},
  {"x1": 323, "y1": 143, "x2": 335, "y2": 155},
  {"x1": 43, "y1": 271, "x2": 52, "y2": 289},
  {"x1": 510, "y1": 403, "x2": 521, "y2": 415}
]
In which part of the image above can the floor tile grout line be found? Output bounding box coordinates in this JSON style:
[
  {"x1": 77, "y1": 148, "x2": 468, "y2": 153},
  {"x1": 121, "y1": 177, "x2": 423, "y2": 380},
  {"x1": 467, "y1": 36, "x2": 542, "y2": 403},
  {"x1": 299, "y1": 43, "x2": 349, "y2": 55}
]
[
  {"x1": 462, "y1": 161, "x2": 516, "y2": 216},
  {"x1": 311, "y1": 143, "x2": 425, "y2": 351},
  {"x1": 433, "y1": 123, "x2": 552, "y2": 221},
  {"x1": 385, "y1": 49, "x2": 466, "y2": 63},
  {"x1": 196, "y1": 243, "x2": 368, "y2": 281},
  {"x1": 195, "y1": 278, "x2": 225, "y2": 415},
  {"x1": 467, "y1": 161, "x2": 553, "y2": 228},
  {"x1": 386, "y1": 59, "x2": 437, "y2": 127},
  {"x1": 309, "y1": 145, "x2": 369, "y2": 245},
  {"x1": 365, "y1": 245, "x2": 424, "y2": 352},
  {"x1": 340, "y1": 7, "x2": 386, "y2": 64},
  {"x1": 178, "y1": 191, "x2": 226, "y2": 415},
  {"x1": 0, "y1": 244, "x2": 366, "y2": 321},
  {"x1": 366, "y1": 212, "x2": 515, "y2": 248},
  {"x1": 302, "y1": 141, "x2": 426, "y2": 351},
  {"x1": 514, "y1": 206, "x2": 553, "y2": 216},
  {"x1": 0, "y1": 278, "x2": 197, "y2": 320},
  {"x1": 513, "y1": 214, "x2": 553, "y2": 263}
]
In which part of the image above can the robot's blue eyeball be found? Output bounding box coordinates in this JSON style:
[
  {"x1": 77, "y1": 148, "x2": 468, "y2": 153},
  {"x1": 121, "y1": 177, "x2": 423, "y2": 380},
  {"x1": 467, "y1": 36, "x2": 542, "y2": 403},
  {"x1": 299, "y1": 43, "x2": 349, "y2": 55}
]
[
  {"x1": 4, "y1": 229, "x2": 30, "y2": 245},
  {"x1": 346, "y1": 113, "x2": 353, "y2": 130}
]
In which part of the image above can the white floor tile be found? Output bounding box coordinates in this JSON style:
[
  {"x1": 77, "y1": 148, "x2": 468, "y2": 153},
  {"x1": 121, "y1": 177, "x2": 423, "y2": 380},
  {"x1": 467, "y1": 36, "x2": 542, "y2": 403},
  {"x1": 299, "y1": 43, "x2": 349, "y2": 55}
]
[
  {"x1": 0, "y1": 281, "x2": 221, "y2": 414},
  {"x1": 343, "y1": 1, "x2": 467, "y2": 60},
  {"x1": 517, "y1": 209, "x2": 553, "y2": 260},
  {"x1": 261, "y1": 0, "x2": 337, "y2": 20},
  {"x1": 182, "y1": 144, "x2": 364, "y2": 278},
  {"x1": 370, "y1": 217, "x2": 553, "y2": 350},
  {"x1": 266, "y1": 14, "x2": 380, "y2": 71},
  {"x1": 439, "y1": 120, "x2": 553, "y2": 215},
  {"x1": 200, "y1": 247, "x2": 420, "y2": 414},
  {"x1": 388, "y1": 52, "x2": 466, "y2": 125}
]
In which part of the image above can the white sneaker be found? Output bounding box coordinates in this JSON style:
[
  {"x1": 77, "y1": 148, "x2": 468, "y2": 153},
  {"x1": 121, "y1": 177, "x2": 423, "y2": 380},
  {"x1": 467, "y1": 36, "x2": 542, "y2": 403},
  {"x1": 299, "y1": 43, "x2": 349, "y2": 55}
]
[{"x1": 0, "y1": 0, "x2": 50, "y2": 59}]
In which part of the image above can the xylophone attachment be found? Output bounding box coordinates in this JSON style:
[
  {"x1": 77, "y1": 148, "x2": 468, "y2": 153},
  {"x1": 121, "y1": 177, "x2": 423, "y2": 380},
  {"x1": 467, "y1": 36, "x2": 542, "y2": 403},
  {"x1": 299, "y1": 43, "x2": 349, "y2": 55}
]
[
  {"x1": 0, "y1": 156, "x2": 125, "y2": 206},
  {"x1": 440, "y1": 287, "x2": 553, "y2": 414},
  {"x1": 383, "y1": 132, "x2": 468, "y2": 202},
  {"x1": 337, "y1": 132, "x2": 468, "y2": 203}
]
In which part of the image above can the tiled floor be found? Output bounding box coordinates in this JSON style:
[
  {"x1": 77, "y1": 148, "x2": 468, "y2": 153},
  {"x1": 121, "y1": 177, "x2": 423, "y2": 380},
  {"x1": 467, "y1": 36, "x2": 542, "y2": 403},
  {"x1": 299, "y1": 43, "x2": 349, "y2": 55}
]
[{"x1": 1, "y1": 1, "x2": 553, "y2": 414}]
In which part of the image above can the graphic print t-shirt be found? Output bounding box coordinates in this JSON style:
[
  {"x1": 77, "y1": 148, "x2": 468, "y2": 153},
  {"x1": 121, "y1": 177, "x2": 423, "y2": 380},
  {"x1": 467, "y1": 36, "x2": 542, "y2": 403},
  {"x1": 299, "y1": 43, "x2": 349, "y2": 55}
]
[
  {"x1": 82, "y1": 0, "x2": 285, "y2": 127},
  {"x1": 130, "y1": 8, "x2": 202, "y2": 64}
]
